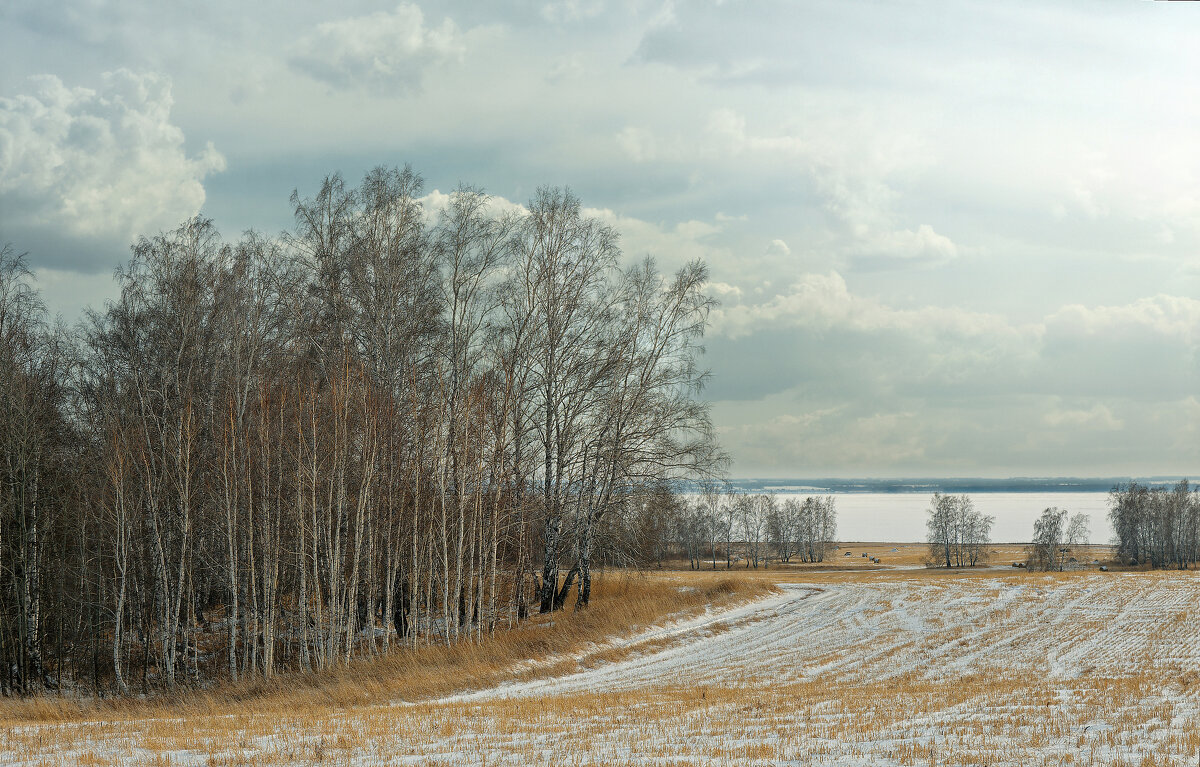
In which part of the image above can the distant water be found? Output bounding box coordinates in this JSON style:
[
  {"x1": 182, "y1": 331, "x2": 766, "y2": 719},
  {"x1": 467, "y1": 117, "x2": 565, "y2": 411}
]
[
  {"x1": 688, "y1": 477, "x2": 1188, "y2": 543},
  {"x1": 819, "y1": 491, "x2": 1112, "y2": 543}
]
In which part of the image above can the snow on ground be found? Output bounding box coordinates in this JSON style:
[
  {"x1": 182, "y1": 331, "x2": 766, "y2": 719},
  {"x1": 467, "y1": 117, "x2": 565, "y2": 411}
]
[
  {"x1": 448, "y1": 573, "x2": 1200, "y2": 701},
  {"x1": 9, "y1": 572, "x2": 1200, "y2": 765}
]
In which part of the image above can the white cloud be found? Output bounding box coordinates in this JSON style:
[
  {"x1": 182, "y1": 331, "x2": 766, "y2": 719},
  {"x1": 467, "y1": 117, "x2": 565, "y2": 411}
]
[
  {"x1": 714, "y1": 389, "x2": 1189, "y2": 477},
  {"x1": 0, "y1": 70, "x2": 224, "y2": 251},
  {"x1": 1044, "y1": 404, "x2": 1123, "y2": 431},
  {"x1": 765, "y1": 238, "x2": 790, "y2": 257},
  {"x1": 580, "y1": 204, "x2": 727, "y2": 271},
  {"x1": 619, "y1": 108, "x2": 959, "y2": 269},
  {"x1": 290, "y1": 4, "x2": 466, "y2": 92},
  {"x1": 616, "y1": 110, "x2": 813, "y2": 166},
  {"x1": 861, "y1": 224, "x2": 958, "y2": 265},
  {"x1": 706, "y1": 108, "x2": 806, "y2": 156},
  {"x1": 710, "y1": 271, "x2": 1026, "y2": 342},
  {"x1": 414, "y1": 190, "x2": 728, "y2": 277},
  {"x1": 704, "y1": 281, "x2": 743, "y2": 301},
  {"x1": 1047, "y1": 295, "x2": 1200, "y2": 345},
  {"x1": 540, "y1": 0, "x2": 606, "y2": 24},
  {"x1": 419, "y1": 188, "x2": 528, "y2": 225}
]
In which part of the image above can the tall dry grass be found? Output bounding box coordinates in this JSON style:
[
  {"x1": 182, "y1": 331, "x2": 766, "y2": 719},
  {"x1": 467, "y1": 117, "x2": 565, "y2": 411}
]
[{"x1": 0, "y1": 570, "x2": 770, "y2": 725}]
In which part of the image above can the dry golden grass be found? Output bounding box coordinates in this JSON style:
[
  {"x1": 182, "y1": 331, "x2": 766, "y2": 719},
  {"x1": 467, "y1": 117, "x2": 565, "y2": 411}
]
[
  {"x1": 9, "y1": 667, "x2": 1194, "y2": 766},
  {"x1": 666, "y1": 542, "x2": 1115, "y2": 571},
  {"x1": 0, "y1": 570, "x2": 770, "y2": 726},
  {"x1": 6, "y1": 564, "x2": 1199, "y2": 767}
]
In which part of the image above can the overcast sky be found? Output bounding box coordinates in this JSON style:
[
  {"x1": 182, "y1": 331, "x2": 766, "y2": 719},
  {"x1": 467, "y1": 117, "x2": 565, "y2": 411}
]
[{"x1": 3, "y1": 0, "x2": 1199, "y2": 478}]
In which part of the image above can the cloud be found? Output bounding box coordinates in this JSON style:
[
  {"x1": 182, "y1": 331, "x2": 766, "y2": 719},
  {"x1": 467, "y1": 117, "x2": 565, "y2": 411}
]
[
  {"x1": 704, "y1": 270, "x2": 1200, "y2": 474},
  {"x1": 616, "y1": 126, "x2": 657, "y2": 162},
  {"x1": 630, "y1": 0, "x2": 939, "y2": 90},
  {"x1": 710, "y1": 271, "x2": 1023, "y2": 342},
  {"x1": 743, "y1": 273, "x2": 1192, "y2": 362},
  {"x1": 857, "y1": 224, "x2": 958, "y2": 266},
  {"x1": 546, "y1": 54, "x2": 584, "y2": 83},
  {"x1": 290, "y1": 4, "x2": 467, "y2": 93},
  {"x1": 765, "y1": 238, "x2": 791, "y2": 257},
  {"x1": 706, "y1": 108, "x2": 805, "y2": 156},
  {"x1": 8, "y1": 0, "x2": 1200, "y2": 481},
  {"x1": 714, "y1": 389, "x2": 1188, "y2": 477},
  {"x1": 1047, "y1": 295, "x2": 1200, "y2": 345},
  {"x1": 418, "y1": 188, "x2": 529, "y2": 225},
  {"x1": 540, "y1": 0, "x2": 606, "y2": 24},
  {"x1": 1044, "y1": 404, "x2": 1123, "y2": 431},
  {"x1": 632, "y1": 1, "x2": 808, "y2": 86},
  {"x1": 579, "y1": 204, "x2": 727, "y2": 273},
  {"x1": 6, "y1": 0, "x2": 138, "y2": 48},
  {"x1": 618, "y1": 108, "x2": 959, "y2": 270},
  {"x1": 718, "y1": 406, "x2": 930, "y2": 474},
  {"x1": 0, "y1": 70, "x2": 225, "y2": 269},
  {"x1": 704, "y1": 281, "x2": 743, "y2": 301}
]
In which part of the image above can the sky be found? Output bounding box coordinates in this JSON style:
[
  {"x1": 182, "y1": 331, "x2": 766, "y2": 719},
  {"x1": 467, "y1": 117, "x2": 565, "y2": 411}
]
[{"x1": 2, "y1": 0, "x2": 1200, "y2": 478}]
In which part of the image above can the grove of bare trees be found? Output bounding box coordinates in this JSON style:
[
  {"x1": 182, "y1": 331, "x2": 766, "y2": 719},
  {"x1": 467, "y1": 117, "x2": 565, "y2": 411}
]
[
  {"x1": 1108, "y1": 481, "x2": 1198, "y2": 569},
  {"x1": 0, "y1": 168, "x2": 723, "y2": 695},
  {"x1": 770, "y1": 496, "x2": 837, "y2": 564},
  {"x1": 667, "y1": 490, "x2": 837, "y2": 569},
  {"x1": 925, "y1": 493, "x2": 994, "y2": 568},
  {"x1": 1027, "y1": 507, "x2": 1090, "y2": 571}
]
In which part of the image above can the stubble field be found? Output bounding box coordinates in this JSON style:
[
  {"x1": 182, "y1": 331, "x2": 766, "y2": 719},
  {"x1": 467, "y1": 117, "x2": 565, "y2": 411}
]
[{"x1": 4, "y1": 557, "x2": 1199, "y2": 766}]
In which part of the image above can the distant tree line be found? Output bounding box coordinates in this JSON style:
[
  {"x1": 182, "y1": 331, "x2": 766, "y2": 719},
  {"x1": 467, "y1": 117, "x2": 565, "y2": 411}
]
[
  {"x1": 1108, "y1": 481, "x2": 1199, "y2": 569},
  {"x1": 0, "y1": 166, "x2": 723, "y2": 695},
  {"x1": 667, "y1": 489, "x2": 837, "y2": 569}
]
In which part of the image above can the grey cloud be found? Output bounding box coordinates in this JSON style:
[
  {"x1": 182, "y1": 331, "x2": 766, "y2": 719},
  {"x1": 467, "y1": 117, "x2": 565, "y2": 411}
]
[
  {"x1": 7, "y1": 0, "x2": 1200, "y2": 477},
  {"x1": 718, "y1": 391, "x2": 1200, "y2": 478},
  {"x1": 705, "y1": 279, "x2": 1200, "y2": 474},
  {"x1": 709, "y1": 276, "x2": 1200, "y2": 403},
  {"x1": 632, "y1": 0, "x2": 942, "y2": 89},
  {"x1": 289, "y1": 4, "x2": 468, "y2": 93},
  {"x1": 632, "y1": 0, "x2": 1143, "y2": 92},
  {"x1": 3, "y1": 0, "x2": 134, "y2": 47},
  {"x1": 539, "y1": 0, "x2": 607, "y2": 24}
]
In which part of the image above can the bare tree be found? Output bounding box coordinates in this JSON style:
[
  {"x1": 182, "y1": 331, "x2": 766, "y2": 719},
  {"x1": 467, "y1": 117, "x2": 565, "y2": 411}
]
[
  {"x1": 1028, "y1": 507, "x2": 1068, "y2": 571},
  {"x1": 736, "y1": 495, "x2": 769, "y2": 569},
  {"x1": 769, "y1": 498, "x2": 800, "y2": 564},
  {"x1": 925, "y1": 493, "x2": 992, "y2": 568},
  {"x1": 0, "y1": 244, "x2": 75, "y2": 693},
  {"x1": 926, "y1": 493, "x2": 957, "y2": 568},
  {"x1": 797, "y1": 496, "x2": 837, "y2": 563},
  {"x1": 1109, "y1": 481, "x2": 1198, "y2": 569},
  {"x1": 0, "y1": 165, "x2": 727, "y2": 696}
]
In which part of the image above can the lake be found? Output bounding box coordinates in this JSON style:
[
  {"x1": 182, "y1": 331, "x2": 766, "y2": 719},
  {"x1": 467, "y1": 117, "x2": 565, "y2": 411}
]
[{"x1": 821, "y1": 491, "x2": 1112, "y2": 543}]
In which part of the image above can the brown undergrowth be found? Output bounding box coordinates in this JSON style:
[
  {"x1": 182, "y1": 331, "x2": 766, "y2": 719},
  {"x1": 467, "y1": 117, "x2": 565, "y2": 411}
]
[{"x1": 0, "y1": 570, "x2": 772, "y2": 726}]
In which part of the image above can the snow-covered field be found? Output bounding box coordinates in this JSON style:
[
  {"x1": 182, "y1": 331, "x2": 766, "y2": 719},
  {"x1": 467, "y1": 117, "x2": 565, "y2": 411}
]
[{"x1": 7, "y1": 571, "x2": 1200, "y2": 765}]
